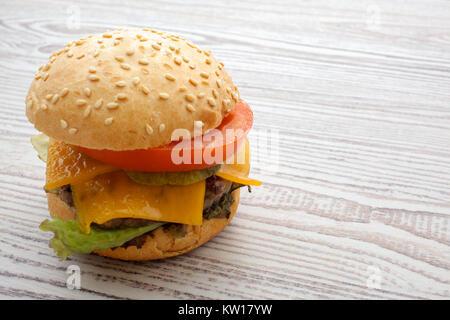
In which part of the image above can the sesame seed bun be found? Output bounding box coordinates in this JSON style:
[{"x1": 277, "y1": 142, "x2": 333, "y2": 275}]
[
  {"x1": 46, "y1": 190, "x2": 240, "y2": 261},
  {"x1": 26, "y1": 29, "x2": 239, "y2": 150}
]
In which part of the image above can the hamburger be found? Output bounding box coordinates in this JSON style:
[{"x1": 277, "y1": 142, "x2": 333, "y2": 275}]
[{"x1": 25, "y1": 28, "x2": 260, "y2": 261}]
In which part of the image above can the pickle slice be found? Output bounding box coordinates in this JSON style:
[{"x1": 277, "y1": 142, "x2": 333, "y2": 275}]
[{"x1": 125, "y1": 165, "x2": 221, "y2": 186}]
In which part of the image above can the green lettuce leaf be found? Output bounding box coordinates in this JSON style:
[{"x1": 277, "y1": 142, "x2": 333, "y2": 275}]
[
  {"x1": 30, "y1": 134, "x2": 49, "y2": 162},
  {"x1": 125, "y1": 165, "x2": 221, "y2": 186},
  {"x1": 40, "y1": 217, "x2": 164, "y2": 260}
]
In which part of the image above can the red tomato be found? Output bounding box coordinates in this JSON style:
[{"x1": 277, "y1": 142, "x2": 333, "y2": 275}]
[{"x1": 77, "y1": 99, "x2": 253, "y2": 172}]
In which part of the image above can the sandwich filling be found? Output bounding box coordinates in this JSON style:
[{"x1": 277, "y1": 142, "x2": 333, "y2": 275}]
[{"x1": 32, "y1": 134, "x2": 260, "y2": 259}]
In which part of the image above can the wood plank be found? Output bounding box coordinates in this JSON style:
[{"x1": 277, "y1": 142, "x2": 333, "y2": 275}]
[{"x1": 0, "y1": 0, "x2": 449, "y2": 299}]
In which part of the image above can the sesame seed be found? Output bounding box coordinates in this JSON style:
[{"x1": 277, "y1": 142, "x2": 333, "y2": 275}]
[
  {"x1": 186, "y1": 104, "x2": 195, "y2": 112},
  {"x1": 41, "y1": 103, "x2": 48, "y2": 110},
  {"x1": 120, "y1": 63, "x2": 131, "y2": 70},
  {"x1": 107, "y1": 102, "x2": 119, "y2": 109},
  {"x1": 132, "y1": 77, "x2": 140, "y2": 85},
  {"x1": 76, "y1": 53, "x2": 85, "y2": 59},
  {"x1": 159, "y1": 92, "x2": 169, "y2": 100},
  {"x1": 34, "y1": 74, "x2": 41, "y2": 80},
  {"x1": 115, "y1": 56, "x2": 125, "y2": 62},
  {"x1": 231, "y1": 92, "x2": 238, "y2": 101},
  {"x1": 66, "y1": 51, "x2": 73, "y2": 58},
  {"x1": 222, "y1": 99, "x2": 231, "y2": 107},
  {"x1": 75, "y1": 40, "x2": 84, "y2": 46},
  {"x1": 218, "y1": 64, "x2": 223, "y2": 70},
  {"x1": 207, "y1": 98, "x2": 216, "y2": 107},
  {"x1": 43, "y1": 64, "x2": 51, "y2": 71},
  {"x1": 194, "y1": 120, "x2": 203, "y2": 129},
  {"x1": 179, "y1": 86, "x2": 187, "y2": 92},
  {"x1": 103, "y1": 33, "x2": 112, "y2": 38},
  {"x1": 169, "y1": 45, "x2": 175, "y2": 51},
  {"x1": 219, "y1": 62, "x2": 224, "y2": 67},
  {"x1": 201, "y1": 80, "x2": 209, "y2": 85},
  {"x1": 45, "y1": 94, "x2": 53, "y2": 101},
  {"x1": 115, "y1": 81, "x2": 126, "y2": 87},
  {"x1": 205, "y1": 58, "x2": 211, "y2": 64},
  {"x1": 200, "y1": 72, "x2": 209, "y2": 79},
  {"x1": 184, "y1": 94, "x2": 196, "y2": 102},
  {"x1": 115, "y1": 35, "x2": 124, "y2": 40},
  {"x1": 145, "y1": 124, "x2": 153, "y2": 135},
  {"x1": 51, "y1": 94, "x2": 60, "y2": 104},
  {"x1": 226, "y1": 87, "x2": 232, "y2": 94},
  {"x1": 212, "y1": 89, "x2": 218, "y2": 98},
  {"x1": 84, "y1": 88, "x2": 92, "y2": 97},
  {"x1": 141, "y1": 85, "x2": 150, "y2": 94},
  {"x1": 126, "y1": 49, "x2": 135, "y2": 56},
  {"x1": 175, "y1": 48, "x2": 180, "y2": 54},
  {"x1": 197, "y1": 92, "x2": 205, "y2": 98},
  {"x1": 138, "y1": 59, "x2": 149, "y2": 65},
  {"x1": 136, "y1": 34, "x2": 142, "y2": 39},
  {"x1": 97, "y1": 39, "x2": 103, "y2": 44},
  {"x1": 93, "y1": 51, "x2": 100, "y2": 58},
  {"x1": 114, "y1": 40, "x2": 120, "y2": 46},
  {"x1": 159, "y1": 124, "x2": 166, "y2": 132},
  {"x1": 182, "y1": 56, "x2": 190, "y2": 63},
  {"x1": 43, "y1": 73, "x2": 49, "y2": 81},
  {"x1": 83, "y1": 105, "x2": 92, "y2": 118},
  {"x1": 204, "y1": 50, "x2": 211, "y2": 57},
  {"x1": 215, "y1": 70, "x2": 220, "y2": 76},
  {"x1": 116, "y1": 93, "x2": 128, "y2": 100},
  {"x1": 164, "y1": 73, "x2": 176, "y2": 81},
  {"x1": 76, "y1": 99, "x2": 87, "y2": 106},
  {"x1": 216, "y1": 79, "x2": 222, "y2": 88},
  {"x1": 88, "y1": 67, "x2": 96, "y2": 73},
  {"x1": 26, "y1": 100, "x2": 33, "y2": 109},
  {"x1": 94, "y1": 99, "x2": 103, "y2": 109},
  {"x1": 104, "y1": 117, "x2": 114, "y2": 125},
  {"x1": 174, "y1": 57, "x2": 182, "y2": 65},
  {"x1": 152, "y1": 43, "x2": 161, "y2": 50},
  {"x1": 89, "y1": 75, "x2": 100, "y2": 81},
  {"x1": 189, "y1": 78, "x2": 198, "y2": 86},
  {"x1": 60, "y1": 120, "x2": 68, "y2": 129},
  {"x1": 68, "y1": 128, "x2": 78, "y2": 135}
]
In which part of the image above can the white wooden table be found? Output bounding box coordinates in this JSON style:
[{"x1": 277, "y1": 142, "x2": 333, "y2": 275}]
[{"x1": 1, "y1": 0, "x2": 449, "y2": 299}]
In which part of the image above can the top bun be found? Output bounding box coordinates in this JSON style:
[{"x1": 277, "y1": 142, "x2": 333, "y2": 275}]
[{"x1": 26, "y1": 28, "x2": 239, "y2": 150}]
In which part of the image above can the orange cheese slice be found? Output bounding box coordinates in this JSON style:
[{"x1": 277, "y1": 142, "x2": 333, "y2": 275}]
[
  {"x1": 45, "y1": 139, "x2": 118, "y2": 190},
  {"x1": 216, "y1": 139, "x2": 262, "y2": 186},
  {"x1": 72, "y1": 171, "x2": 205, "y2": 234}
]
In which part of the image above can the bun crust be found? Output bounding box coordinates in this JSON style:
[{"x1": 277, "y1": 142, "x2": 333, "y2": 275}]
[
  {"x1": 46, "y1": 190, "x2": 240, "y2": 261},
  {"x1": 26, "y1": 29, "x2": 239, "y2": 150}
]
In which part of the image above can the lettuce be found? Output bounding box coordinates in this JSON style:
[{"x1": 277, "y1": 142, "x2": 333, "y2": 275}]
[
  {"x1": 30, "y1": 134, "x2": 49, "y2": 162},
  {"x1": 40, "y1": 217, "x2": 164, "y2": 260}
]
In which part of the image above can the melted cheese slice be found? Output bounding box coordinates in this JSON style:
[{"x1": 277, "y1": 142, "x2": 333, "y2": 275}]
[
  {"x1": 216, "y1": 139, "x2": 262, "y2": 186},
  {"x1": 45, "y1": 139, "x2": 117, "y2": 190},
  {"x1": 72, "y1": 172, "x2": 205, "y2": 234}
]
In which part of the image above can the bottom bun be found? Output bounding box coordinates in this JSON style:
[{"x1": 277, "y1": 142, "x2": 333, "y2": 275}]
[{"x1": 46, "y1": 189, "x2": 240, "y2": 261}]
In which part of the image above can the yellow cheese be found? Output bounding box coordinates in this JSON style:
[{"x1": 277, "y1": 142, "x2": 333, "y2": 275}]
[
  {"x1": 45, "y1": 139, "x2": 117, "y2": 190},
  {"x1": 72, "y1": 171, "x2": 205, "y2": 234},
  {"x1": 216, "y1": 139, "x2": 262, "y2": 186}
]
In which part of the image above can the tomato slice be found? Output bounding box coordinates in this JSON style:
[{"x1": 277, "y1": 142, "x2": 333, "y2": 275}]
[{"x1": 77, "y1": 99, "x2": 253, "y2": 172}]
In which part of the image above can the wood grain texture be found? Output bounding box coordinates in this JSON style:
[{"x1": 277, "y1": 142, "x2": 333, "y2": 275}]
[{"x1": 1, "y1": 0, "x2": 450, "y2": 299}]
